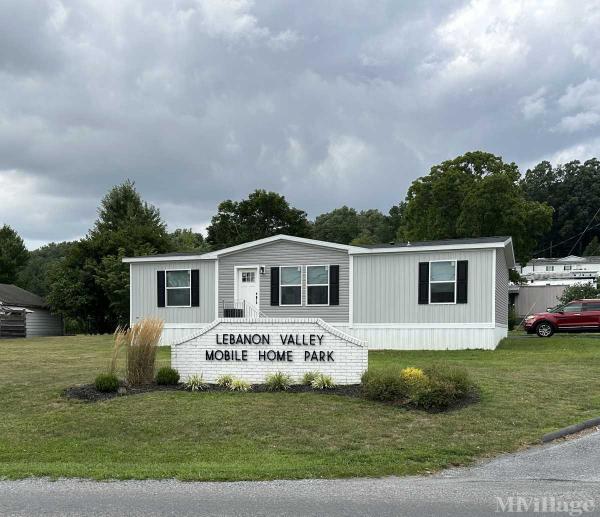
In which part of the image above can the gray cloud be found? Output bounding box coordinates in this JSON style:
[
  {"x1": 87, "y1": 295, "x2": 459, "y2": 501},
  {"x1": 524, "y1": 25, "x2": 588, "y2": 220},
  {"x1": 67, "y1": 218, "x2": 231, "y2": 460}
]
[{"x1": 0, "y1": 0, "x2": 599, "y2": 248}]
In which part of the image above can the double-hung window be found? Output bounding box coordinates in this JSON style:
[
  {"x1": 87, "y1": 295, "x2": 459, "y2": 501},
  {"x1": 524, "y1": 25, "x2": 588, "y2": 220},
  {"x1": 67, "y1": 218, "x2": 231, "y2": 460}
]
[
  {"x1": 429, "y1": 261, "x2": 456, "y2": 304},
  {"x1": 307, "y1": 265, "x2": 329, "y2": 305},
  {"x1": 546, "y1": 265, "x2": 554, "y2": 272},
  {"x1": 280, "y1": 266, "x2": 301, "y2": 305},
  {"x1": 165, "y1": 270, "x2": 191, "y2": 307}
]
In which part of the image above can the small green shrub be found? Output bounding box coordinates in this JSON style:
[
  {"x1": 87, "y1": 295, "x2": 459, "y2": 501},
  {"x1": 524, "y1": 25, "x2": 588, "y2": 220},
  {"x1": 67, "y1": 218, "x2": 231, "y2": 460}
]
[
  {"x1": 413, "y1": 364, "x2": 474, "y2": 410},
  {"x1": 216, "y1": 374, "x2": 234, "y2": 388},
  {"x1": 95, "y1": 373, "x2": 119, "y2": 393},
  {"x1": 265, "y1": 372, "x2": 293, "y2": 391},
  {"x1": 361, "y1": 369, "x2": 409, "y2": 401},
  {"x1": 311, "y1": 374, "x2": 335, "y2": 389},
  {"x1": 302, "y1": 371, "x2": 319, "y2": 385},
  {"x1": 155, "y1": 366, "x2": 180, "y2": 385},
  {"x1": 229, "y1": 379, "x2": 251, "y2": 392},
  {"x1": 185, "y1": 374, "x2": 207, "y2": 392}
]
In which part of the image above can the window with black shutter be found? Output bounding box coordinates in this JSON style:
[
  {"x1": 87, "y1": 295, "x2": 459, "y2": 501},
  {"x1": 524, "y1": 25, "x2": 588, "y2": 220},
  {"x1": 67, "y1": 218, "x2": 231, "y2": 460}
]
[{"x1": 418, "y1": 262, "x2": 429, "y2": 304}]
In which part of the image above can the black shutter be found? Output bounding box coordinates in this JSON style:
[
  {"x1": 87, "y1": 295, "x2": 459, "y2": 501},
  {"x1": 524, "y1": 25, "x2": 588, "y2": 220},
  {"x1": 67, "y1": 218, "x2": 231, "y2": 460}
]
[
  {"x1": 329, "y1": 265, "x2": 340, "y2": 305},
  {"x1": 157, "y1": 271, "x2": 165, "y2": 307},
  {"x1": 456, "y1": 260, "x2": 468, "y2": 304},
  {"x1": 270, "y1": 267, "x2": 279, "y2": 306},
  {"x1": 191, "y1": 269, "x2": 200, "y2": 307},
  {"x1": 418, "y1": 262, "x2": 429, "y2": 304}
]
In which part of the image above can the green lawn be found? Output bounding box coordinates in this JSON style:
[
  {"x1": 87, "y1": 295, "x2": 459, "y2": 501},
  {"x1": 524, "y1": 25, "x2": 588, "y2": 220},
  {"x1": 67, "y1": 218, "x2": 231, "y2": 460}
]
[{"x1": 1, "y1": 333, "x2": 599, "y2": 480}]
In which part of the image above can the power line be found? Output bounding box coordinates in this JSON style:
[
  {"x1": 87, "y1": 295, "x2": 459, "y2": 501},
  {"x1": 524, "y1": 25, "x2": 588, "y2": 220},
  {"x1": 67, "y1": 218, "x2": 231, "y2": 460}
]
[
  {"x1": 532, "y1": 218, "x2": 600, "y2": 257},
  {"x1": 567, "y1": 206, "x2": 600, "y2": 256}
]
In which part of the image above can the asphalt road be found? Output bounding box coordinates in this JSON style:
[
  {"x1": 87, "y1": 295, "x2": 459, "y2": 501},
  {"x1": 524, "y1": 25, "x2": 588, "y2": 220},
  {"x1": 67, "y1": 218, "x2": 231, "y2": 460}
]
[{"x1": 2, "y1": 431, "x2": 600, "y2": 516}]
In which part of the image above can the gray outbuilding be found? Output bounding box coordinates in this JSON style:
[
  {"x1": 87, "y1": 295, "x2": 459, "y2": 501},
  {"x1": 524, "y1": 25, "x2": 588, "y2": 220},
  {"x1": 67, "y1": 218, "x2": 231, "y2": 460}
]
[{"x1": 0, "y1": 284, "x2": 63, "y2": 338}]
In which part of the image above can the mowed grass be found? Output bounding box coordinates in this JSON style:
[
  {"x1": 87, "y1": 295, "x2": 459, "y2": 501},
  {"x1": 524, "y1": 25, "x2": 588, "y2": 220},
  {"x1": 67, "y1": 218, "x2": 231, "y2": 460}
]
[{"x1": 1, "y1": 333, "x2": 600, "y2": 480}]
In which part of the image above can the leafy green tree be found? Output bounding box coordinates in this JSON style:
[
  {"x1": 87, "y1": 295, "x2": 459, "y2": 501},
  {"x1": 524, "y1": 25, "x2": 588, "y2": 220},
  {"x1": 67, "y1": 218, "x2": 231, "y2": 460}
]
[
  {"x1": 351, "y1": 209, "x2": 395, "y2": 246},
  {"x1": 16, "y1": 241, "x2": 73, "y2": 297},
  {"x1": 170, "y1": 228, "x2": 210, "y2": 253},
  {"x1": 47, "y1": 180, "x2": 172, "y2": 332},
  {"x1": 313, "y1": 205, "x2": 403, "y2": 246},
  {"x1": 558, "y1": 283, "x2": 600, "y2": 305},
  {"x1": 583, "y1": 236, "x2": 600, "y2": 256},
  {"x1": 312, "y1": 206, "x2": 360, "y2": 244},
  {"x1": 401, "y1": 151, "x2": 553, "y2": 263},
  {"x1": 206, "y1": 190, "x2": 311, "y2": 249},
  {"x1": 0, "y1": 225, "x2": 29, "y2": 284},
  {"x1": 522, "y1": 158, "x2": 600, "y2": 256}
]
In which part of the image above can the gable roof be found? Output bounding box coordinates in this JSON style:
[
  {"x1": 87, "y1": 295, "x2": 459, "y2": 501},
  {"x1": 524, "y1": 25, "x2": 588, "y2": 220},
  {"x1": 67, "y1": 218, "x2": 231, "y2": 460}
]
[
  {"x1": 123, "y1": 234, "x2": 515, "y2": 267},
  {"x1": 0, "y1": 284, "x2": 47, "y2": 308},
  {"x1": 123, "y1": 235, "x2": 364, "y2": 263}
]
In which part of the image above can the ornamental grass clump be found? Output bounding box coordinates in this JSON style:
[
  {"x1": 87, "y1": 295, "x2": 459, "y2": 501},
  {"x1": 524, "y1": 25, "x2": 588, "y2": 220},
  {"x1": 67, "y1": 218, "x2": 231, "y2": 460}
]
[
  {"x1": 113, "y1": 318, "x2": 163, "y2": 387},
  {"x1": 265, "y1": 372, "x2": 293, "y2": 391},
  {"x1": 311, "y1": 374, "x2": 335, "y2": 389},
  {"x1": 229, "y1": 379, "x2": 251, "y2": 392},
  {"x1": 301, "y1": 371, "x2": 319, "y2": 385},
  {"x1": 216, "y1": 374, "x2": 234, "y2": 388},
  {"x1": 185, "y1": 374, "x2": 207, "y2": 391}
]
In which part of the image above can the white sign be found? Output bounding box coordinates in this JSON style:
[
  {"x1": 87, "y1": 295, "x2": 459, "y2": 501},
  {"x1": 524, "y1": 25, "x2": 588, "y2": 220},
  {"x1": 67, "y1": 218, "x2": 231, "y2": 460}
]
[{"x1": 172, "y1": 318, "x2": 367, "y2": 385}]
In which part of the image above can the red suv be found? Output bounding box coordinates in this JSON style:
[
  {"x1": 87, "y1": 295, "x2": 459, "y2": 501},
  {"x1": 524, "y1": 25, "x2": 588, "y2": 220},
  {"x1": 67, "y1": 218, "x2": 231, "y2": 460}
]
[{"x1": 524, "y1": 299, "x2": 600, "y2": 337}]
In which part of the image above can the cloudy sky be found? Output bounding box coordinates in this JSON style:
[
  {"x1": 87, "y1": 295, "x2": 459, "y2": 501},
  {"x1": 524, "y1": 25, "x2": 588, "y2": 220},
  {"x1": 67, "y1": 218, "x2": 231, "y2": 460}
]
[{"x1": 1, "y1": 0, "x2": 600, "y2": 249}]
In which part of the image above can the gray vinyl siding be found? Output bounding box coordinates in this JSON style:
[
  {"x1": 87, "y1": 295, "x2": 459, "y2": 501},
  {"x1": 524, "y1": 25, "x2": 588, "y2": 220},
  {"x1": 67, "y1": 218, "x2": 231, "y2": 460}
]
[
  {"x1": 353, "y1": 249, "x2": 495, "y2": 324},
  {"x1": 495, "y1": 250, "x2": 509, "y2": 325},
  {"x1": 513, "y1": 284, "x2": 566, "y2": 317},
  {"x1": 25, "y1": 309, "x2": 63, "y2": 337},
  {"x1": 218, "y1": 240, "x2": 350, "y2": 322},
  {"x1": 130, "y1": 260, "x2": 215, "y2": 324}
]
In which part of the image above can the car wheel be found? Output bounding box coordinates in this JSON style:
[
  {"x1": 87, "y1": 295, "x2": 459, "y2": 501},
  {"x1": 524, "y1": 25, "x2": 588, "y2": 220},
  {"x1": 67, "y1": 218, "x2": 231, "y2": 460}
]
[{"x1": 536, "y1": 321, "x2": 554, "y2": 337}]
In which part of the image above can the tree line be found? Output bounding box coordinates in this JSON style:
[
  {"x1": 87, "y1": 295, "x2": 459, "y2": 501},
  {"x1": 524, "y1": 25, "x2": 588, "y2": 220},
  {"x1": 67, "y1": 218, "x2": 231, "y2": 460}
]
[{"x1": 1, "y1": 151, "x2": 599, "y2": 332}]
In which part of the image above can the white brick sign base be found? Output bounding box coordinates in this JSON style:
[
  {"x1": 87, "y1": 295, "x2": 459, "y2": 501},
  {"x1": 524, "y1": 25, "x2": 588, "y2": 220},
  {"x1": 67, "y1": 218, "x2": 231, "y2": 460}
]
[{"x1": 172, "y1": 318, "x2": 368, "y2": 385}]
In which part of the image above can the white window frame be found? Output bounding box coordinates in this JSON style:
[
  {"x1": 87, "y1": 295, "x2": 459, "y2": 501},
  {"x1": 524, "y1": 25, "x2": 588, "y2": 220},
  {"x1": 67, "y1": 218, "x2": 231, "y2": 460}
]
[
  {"x1": 429, "y1": 260, "x2": 457, "y2": 305},
  {"x1": 306, "y1": 265, "x2": 330, "y2": 306},
  {"x1": 279, "y1": 265, "x2": 302, "y2": 306},
  {"x1": 165, "y1": 269, "x2": 192, "y2": 308},
  {"x1": 546, "y1": 265, "x2": 554, "y2": 271},
  {"x1": 563, "y1": 265, "x2": 572, "y2": 271}
]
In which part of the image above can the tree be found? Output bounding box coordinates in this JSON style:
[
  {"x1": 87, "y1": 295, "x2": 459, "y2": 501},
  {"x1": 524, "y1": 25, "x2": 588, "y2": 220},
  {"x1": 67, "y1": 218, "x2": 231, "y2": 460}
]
[
  {"x1": 401, "y1": 151, "x2": 553, "y2": 263},
  {"x1": 47, "y1": 180, "x2": 172, "y2": 332},
  {"x1": 0, "y1": 225, "x2": 29, "y2": 284},
  {"x1": 206, "y1": 190, "x2": 311, "y2": 249},
  {"x1": 312, "y1": 206, "x2": 360, "y2": 244},
  {"x1": 583, "y1": 236, "x2": 600, "y2": 257},
  {"x1": 16, "y1": 241, "x2": 73, "y2": 297},
  {"x1": 351, "y1": 209, "x2": 395, "y2": 246},
  {"x1": 522, "y1": 158, "x2": 600, "y2": 257},
  {"x1": 170, "y1": 228, "x2": 210, "y2": 253},
  {"x1": 313, "y1": 204, "x2": 404, "y2": 246},
  {"x1": 558, "y1": 283, "x2": 600, "y2": 305}
]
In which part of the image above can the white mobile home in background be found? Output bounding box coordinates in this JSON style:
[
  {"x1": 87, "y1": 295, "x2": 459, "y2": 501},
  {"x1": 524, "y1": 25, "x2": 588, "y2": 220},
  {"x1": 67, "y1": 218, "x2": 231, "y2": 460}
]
[{"x1": 124, "y1": 234, "x2": 514, "y2": 350}]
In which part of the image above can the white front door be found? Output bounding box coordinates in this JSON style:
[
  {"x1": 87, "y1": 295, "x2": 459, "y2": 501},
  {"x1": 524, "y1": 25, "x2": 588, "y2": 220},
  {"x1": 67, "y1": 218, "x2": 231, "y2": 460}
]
[{"x1": 236, "y1": 267, "x2": 259, "y2": 312}]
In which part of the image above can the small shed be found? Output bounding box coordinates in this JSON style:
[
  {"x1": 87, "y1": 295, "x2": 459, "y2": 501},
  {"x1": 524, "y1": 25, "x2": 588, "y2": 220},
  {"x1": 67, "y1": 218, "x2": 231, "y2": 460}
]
[{"x1": 0, "y1": 284, "x2": 63, "y2": 338}]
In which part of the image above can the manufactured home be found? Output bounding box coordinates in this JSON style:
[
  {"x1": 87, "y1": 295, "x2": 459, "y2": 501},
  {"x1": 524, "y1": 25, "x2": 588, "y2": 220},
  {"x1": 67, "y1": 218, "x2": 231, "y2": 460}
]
[{"x1": 124, "y1": 235, "x2": 514, "y2": 350}]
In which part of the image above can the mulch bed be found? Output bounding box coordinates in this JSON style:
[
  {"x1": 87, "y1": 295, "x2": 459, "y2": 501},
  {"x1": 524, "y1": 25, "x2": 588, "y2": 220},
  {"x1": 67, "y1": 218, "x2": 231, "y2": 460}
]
[
  {"x1": 63, "y1": 383, "x2": 479, "y2": 412},
  {"x1": 63, "y1": 382, "x2": 363, "y2": 402}
]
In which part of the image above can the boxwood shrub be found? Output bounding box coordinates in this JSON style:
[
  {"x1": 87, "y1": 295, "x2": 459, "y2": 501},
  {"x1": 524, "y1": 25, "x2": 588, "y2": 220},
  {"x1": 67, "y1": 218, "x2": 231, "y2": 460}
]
[
  {"x1": 155, "y1": 366, "x2": 180, "y2": 386},
  {"x1": 94, "y1": 373, "x2": 120, "y2": 393},
  {"x1": 361, "y1": 369, "x2": 409, "y2": 402},
  {"x1": 414, "y1": 364, "x2": 474, "y2": 410},
  {"x1": 361, "y1": 364, "x2": 475, "y2": 410}
]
